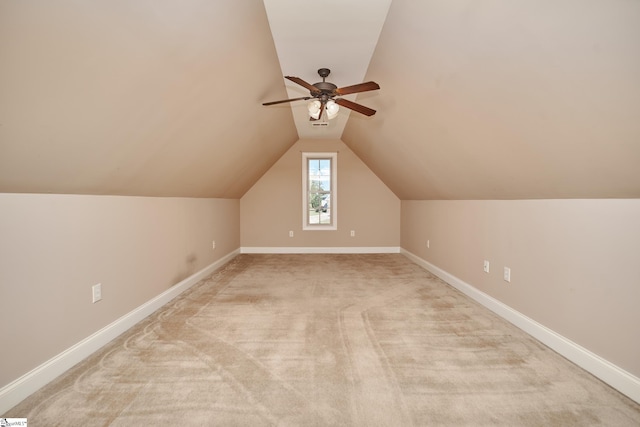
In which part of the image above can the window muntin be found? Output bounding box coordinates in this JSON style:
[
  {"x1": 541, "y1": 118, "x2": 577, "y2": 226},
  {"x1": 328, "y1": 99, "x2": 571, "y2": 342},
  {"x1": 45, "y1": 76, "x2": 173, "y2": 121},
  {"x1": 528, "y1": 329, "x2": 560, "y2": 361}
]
[{"x1": 302, "y1": 152, "x2": 337, "y2": 230}]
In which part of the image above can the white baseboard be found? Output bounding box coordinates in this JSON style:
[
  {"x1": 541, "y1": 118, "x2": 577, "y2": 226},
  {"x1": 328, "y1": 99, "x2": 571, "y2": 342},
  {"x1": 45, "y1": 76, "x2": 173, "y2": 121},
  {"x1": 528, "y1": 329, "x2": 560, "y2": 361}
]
[
  {"x1": 0, "y1": 249, "x2": 240, "y2": 414},
  {"x1": 241, "y1": 246, "x2": 401, "y2": 254},
  {"x1": 401, "y1": 248, "x2": 640, "y2": 405}
]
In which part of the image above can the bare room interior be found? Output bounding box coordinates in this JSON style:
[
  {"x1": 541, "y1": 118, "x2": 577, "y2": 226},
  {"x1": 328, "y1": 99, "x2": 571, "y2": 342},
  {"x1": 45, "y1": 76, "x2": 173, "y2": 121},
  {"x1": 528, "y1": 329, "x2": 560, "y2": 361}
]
[{"x1": 1, "y1": 0, "x2": 639, "y2": 424}]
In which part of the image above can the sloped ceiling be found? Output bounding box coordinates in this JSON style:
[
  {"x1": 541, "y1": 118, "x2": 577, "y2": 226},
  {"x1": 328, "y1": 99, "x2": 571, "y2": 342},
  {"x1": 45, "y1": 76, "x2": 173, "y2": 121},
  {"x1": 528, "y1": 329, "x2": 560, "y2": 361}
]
[
  {"x1": 1, "y1": 1, "x2": 639, "y2": 200},
  {"x1": 343, "y1": 0, "x2": 640, "y2": 199},
  {"x1": 0, "y1": 1, "x2": 297, "y2": 198}
]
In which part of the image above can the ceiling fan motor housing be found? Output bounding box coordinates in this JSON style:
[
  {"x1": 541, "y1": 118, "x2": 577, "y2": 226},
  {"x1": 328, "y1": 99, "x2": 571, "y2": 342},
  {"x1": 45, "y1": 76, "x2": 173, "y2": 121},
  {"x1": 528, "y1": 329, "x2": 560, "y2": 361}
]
[
  {"x1": 314, "y1": 68, "x2": 337, "y2": 98},
  {"x1": 313, "y1": 81, "x2": 338, "y2": 93}
]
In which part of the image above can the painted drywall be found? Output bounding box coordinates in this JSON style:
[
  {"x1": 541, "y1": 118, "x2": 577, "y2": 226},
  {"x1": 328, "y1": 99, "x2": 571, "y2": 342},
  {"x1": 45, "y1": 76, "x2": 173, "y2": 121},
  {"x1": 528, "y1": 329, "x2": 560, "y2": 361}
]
[
  {"x1": 0, "y1": 0, "x2": 297, "y2": 198},
  {"x1": 3, "y1": 1, "x2": 638, "y2": 201},
  {"x1": 0, "y1": 194, "x2": 239, "y2": 388},
  {"x1": 241, "y1": 139, "x2": 400, "y2": 248},
  {"x1": 401, "y1": 199, "x2": 640, "y2": 377},
  {"x1": 344, "y1": 0, "x2": 640, "y2": 199}
]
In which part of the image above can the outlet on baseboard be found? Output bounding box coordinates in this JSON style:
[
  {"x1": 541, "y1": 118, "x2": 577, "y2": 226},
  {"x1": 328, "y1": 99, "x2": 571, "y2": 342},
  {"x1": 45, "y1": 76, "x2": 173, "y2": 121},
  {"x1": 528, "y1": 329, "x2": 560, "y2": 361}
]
[{"x1": 92, "y1": 283, "x2": 102, "y2": 303}]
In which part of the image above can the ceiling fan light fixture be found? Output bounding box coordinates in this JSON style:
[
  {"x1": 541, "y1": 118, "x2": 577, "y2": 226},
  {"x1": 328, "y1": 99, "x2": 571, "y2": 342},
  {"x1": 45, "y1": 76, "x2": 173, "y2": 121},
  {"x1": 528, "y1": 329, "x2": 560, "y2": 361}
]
[
  {"x1": 307, "y1": 100, "x2": 321, "y2": 120},
  {"x1": 326, "y1": 100, "x2": 339, "y2": 120}
]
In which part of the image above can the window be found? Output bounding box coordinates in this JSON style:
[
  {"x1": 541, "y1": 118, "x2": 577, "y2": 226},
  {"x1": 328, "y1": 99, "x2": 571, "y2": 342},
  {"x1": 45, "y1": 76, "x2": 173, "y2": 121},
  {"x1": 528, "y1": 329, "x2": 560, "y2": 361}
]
[{"x1": 302, "y1": 152, "x2": 337, "y2": 230}]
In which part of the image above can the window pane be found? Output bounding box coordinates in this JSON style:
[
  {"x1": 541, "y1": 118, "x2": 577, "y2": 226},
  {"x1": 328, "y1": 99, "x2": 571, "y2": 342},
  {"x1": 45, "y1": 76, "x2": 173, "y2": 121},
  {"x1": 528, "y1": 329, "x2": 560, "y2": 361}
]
[
  {"x1": 318, "y1": 177, "x2": 330, "y2": 191},
  {"x1": 303, "y1": 152, "x2": 336, "y2": 230},
  {"x1": 309, "y1": 160, "x2": 320, "y2": 176},
  {"x1": 307, "y1": 157, "x2": 332, "y2": 226},
  {"x1": 309, "y1": 208, "x2": 319, "y2": 224},
  {"x1": 319, "y1": 194, "x2": 330, "y2": 224},
  {"x1": 319, "y1": 159, "x2": 330, "y2": 175}
]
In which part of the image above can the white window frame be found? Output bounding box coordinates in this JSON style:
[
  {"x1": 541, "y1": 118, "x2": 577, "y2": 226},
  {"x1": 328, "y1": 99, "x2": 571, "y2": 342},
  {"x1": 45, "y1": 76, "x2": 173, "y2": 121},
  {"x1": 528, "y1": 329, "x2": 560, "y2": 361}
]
[{"x1": 302, "y1": 152, "x2": 337, "y2": 231}]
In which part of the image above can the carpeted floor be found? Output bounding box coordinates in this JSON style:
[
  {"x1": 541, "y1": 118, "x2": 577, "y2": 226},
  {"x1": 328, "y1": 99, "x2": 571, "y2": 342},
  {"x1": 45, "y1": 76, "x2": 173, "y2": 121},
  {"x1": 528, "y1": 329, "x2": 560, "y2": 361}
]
[{"x1": 6, "y1": 254, "x2": 640, "y2": 426}]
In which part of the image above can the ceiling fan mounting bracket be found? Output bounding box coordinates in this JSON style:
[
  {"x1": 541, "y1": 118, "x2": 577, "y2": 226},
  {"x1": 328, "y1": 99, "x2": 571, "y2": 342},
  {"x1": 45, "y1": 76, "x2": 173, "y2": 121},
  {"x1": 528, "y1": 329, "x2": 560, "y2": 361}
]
[{"x1": 317, "y1": 68, "x2": 331, "y2": 79}]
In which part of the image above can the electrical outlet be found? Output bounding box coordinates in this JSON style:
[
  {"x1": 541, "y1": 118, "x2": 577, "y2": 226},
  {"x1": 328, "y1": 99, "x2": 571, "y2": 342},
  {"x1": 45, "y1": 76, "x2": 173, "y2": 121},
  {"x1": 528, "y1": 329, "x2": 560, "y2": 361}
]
[
  {"x1": 483, "y1": 260, "x2": 490, "y2": 273},
  {"x1": 350, "y1": 230, "x2": 355, "y2": 237},
  {"x1": 503, "y1": 267, "x2": 511, "y2": 283},
  {"x1": 92, "y1": 283, "x2": 102, "y2": 303},
  {"x1": 427, "y1": 240, "x2": 430, "y2": 249},
  {"x1": 289, "y1": 230, "x2": 294, "y2": 237},
  {"x1": 212, "y1": 240, "x2": 216, "y2": 250}
]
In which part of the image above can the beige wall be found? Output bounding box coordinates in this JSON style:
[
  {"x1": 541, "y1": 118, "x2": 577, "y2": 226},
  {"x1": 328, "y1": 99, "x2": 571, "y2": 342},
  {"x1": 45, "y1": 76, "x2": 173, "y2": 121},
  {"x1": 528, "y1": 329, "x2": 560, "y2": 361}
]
[
  {"x1": 0, "y1": 194, "x2": 240, "y2": 388},
  {"x1": 401, "y1": 199, "x2": 640, "y2": 377},
  {"x1": 241, "y1": 139, "x2": 400, "y2": 248}
]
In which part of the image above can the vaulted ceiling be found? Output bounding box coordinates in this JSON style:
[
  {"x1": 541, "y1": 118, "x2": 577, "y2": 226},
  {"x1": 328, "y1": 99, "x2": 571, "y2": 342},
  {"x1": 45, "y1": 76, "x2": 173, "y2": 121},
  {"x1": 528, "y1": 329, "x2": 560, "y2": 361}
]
[{"x1": 1, "y1": 1, "x2": 639, "y2": 199}]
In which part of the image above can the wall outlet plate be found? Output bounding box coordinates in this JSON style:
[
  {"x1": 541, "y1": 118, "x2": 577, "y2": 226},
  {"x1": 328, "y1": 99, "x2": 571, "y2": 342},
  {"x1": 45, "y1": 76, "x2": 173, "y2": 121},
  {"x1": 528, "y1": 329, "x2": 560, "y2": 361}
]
[
  {"x1": 503, "y1": 267, "x2": 511, "y2": 283},
  {"x1": 483, "y1": 260, "x2": 490, "y2": 273},
  {"x1": 92, "y1": 283, "x2": 102, "y2": 303}
]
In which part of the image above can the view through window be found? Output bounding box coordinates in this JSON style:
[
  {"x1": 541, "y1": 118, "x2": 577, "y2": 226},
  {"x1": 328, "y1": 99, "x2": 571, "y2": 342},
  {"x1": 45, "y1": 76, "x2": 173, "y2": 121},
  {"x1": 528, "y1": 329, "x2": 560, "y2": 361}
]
[{"x1": 302, "y1": 152, "x2": 337, "y2": 230}]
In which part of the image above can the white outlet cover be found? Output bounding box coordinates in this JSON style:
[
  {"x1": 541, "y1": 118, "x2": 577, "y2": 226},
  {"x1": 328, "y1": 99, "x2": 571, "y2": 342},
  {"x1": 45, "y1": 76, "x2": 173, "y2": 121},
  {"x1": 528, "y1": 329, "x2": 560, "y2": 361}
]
[
  {"x1": 503, "y1": 267, "x2": 511, "y2": 282},
  {"x1": 483, "y1": 260, "x2": 490, "y2": 273},
  {"x1": 92, "y1": 283, "x2": 102, "y2": 303}
]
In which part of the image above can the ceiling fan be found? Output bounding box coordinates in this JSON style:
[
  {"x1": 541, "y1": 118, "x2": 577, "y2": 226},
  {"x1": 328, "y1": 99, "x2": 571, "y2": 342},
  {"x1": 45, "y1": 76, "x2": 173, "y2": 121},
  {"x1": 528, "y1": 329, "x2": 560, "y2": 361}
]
[{"x1": 262, "y1": 68, "x2": 380, "y2": 120}]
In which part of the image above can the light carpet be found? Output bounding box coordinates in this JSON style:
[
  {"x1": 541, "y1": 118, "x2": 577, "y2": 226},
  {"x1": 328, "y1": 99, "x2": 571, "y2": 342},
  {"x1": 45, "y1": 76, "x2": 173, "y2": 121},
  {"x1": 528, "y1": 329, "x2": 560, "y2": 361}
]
[{"x1": 5, "y1": 254, "x2": 640, "y2": 426}]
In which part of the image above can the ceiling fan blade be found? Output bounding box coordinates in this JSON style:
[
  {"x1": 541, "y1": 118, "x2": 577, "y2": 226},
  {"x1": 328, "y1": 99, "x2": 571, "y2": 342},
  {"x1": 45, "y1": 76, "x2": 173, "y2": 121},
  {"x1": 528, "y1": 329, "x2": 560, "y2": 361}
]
[
  {"x1": 334, "y1": 81, "x2": 380, "y2": 96},
  {"x1": 285, "y1": 76, "x2": 321, "y2": 94},
  {"x1": 335, "y1": 98, "x2": 376, "y2": 116},
  {"x1": 262, "y1": 96, "x2": 311, "y2": 106}
]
